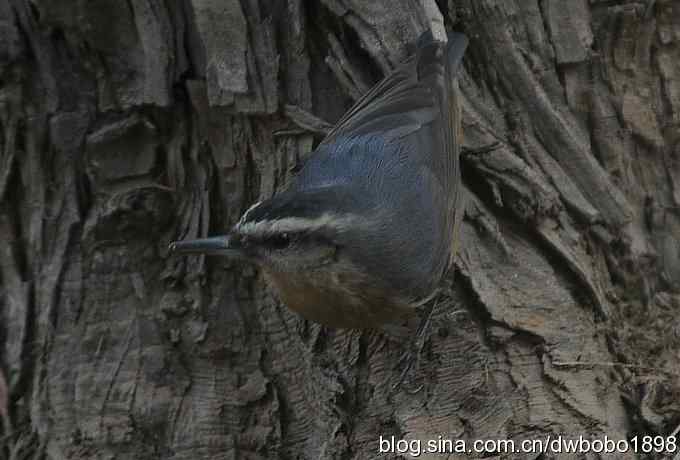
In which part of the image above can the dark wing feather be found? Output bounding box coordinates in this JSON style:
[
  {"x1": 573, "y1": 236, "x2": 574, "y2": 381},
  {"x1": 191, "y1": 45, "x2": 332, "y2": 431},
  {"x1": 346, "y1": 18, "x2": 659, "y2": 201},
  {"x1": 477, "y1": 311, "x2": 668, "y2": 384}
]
[
  {"x1": 321, "y1": 30, "x2": 468, "y2": 259},
  {"x1": 321, "y1": 31, "x2": 434, "y2": 145}
]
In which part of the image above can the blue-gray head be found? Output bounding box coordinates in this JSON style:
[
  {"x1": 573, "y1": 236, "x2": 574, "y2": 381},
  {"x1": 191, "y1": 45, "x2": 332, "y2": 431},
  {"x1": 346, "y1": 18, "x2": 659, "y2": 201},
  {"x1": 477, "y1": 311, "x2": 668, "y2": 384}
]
[{"x1": 171, "y1": 186, "x2": 363, "y2": 272}]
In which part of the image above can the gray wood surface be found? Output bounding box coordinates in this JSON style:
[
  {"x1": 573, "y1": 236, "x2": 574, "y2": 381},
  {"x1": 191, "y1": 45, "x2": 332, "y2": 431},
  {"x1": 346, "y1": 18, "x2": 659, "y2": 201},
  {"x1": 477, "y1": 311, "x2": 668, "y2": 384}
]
[{"x1": 1, "y1": 0, "x2": 679, "y2": 458}]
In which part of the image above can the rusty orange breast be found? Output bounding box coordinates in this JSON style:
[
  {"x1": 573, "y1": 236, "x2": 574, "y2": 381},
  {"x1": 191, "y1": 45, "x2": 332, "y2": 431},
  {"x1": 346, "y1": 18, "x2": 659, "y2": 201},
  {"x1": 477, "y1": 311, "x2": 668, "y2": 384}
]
[{"x1": 263, "y1": 269, "x2": 414, "y2": 329}]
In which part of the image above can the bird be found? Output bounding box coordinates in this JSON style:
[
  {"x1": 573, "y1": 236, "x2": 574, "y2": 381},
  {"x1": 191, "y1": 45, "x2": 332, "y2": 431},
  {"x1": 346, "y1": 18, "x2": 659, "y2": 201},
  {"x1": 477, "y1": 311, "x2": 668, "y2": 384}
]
[{"x1": 170, "y1": 30, "x2": 468, "y2": 330}]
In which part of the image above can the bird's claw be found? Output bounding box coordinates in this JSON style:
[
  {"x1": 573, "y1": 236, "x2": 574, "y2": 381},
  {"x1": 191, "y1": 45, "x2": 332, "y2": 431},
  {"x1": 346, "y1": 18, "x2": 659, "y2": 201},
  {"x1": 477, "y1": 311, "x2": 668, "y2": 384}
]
[{"x1": 391, "y1": 297, "x2": 438, "y2": 393}]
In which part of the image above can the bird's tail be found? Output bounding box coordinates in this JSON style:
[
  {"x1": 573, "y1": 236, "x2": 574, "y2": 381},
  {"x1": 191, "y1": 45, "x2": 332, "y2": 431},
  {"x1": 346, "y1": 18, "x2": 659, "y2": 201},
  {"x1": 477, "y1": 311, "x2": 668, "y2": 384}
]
[
  {"x1": 415, "y1": 29, "x2": 468, "y2": 263},
  {"x1": 445, "y1": 32, "x2": 468, "y2": 75},
  {"x1": 416, "y1": 30, "x2": 468, "y2": 79},
  {"x1": 444, "y1": 32, "x2": 467, "y2": 261},
  {"x1": 320, "y1": 29, "x2": 468, "y2": 145}
]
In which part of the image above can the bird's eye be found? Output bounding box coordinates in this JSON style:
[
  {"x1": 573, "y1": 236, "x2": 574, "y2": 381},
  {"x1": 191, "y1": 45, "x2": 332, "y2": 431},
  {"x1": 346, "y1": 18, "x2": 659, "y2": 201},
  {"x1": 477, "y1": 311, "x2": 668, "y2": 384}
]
[{"x1": 268, "y1": 232, "x2": 291, "y2": 249}]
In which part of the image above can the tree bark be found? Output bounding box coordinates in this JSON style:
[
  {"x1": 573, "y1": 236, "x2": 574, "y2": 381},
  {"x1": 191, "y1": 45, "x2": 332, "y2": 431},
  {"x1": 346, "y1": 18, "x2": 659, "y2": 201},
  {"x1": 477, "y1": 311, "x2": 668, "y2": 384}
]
[{"x1": 1, "y1": 0, "x2": 679, "y2": 459}]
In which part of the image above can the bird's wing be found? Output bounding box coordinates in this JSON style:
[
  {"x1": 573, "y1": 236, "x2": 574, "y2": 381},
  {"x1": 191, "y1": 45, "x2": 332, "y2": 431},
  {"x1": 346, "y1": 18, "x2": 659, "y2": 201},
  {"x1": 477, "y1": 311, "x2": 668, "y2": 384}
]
[
  {"x1": 321, "y1": 31, "x2": 466, "y2": 143},
  {"x1": 321, "y1": 30, "x2": 468, "y2": 255}
]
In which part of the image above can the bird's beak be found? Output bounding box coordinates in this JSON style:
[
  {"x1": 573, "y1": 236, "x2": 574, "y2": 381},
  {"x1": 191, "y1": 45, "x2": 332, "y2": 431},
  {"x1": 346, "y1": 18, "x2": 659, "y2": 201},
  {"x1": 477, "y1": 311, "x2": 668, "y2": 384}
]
[{"x1": 169, "y1": 234, "x2": 245, "y2": 258}]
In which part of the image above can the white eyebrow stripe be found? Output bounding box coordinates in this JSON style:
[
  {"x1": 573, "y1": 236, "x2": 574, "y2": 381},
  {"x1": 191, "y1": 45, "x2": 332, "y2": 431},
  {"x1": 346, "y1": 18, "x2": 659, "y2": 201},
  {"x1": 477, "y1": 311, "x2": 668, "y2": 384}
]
[
  {"x1": 238, "y1": 213, "x2": 357, "y2": 237},
  {"x1": 238, "y1": 200, "x2": 263, "y2": 225}
]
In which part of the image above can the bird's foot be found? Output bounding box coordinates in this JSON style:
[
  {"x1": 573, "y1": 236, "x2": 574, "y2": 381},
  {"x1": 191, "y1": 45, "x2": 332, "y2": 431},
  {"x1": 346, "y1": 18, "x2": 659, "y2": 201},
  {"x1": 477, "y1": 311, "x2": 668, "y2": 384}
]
[{"x1": 391, "y1": 297, "x2": 439, "y2": 393}]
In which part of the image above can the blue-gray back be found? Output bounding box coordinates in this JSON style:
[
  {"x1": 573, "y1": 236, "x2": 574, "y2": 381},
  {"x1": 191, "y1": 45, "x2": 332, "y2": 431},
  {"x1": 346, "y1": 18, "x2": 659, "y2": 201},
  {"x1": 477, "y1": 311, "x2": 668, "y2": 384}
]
[{"x1": 292, "y1": 31, "x2": 468, "y2": 300}]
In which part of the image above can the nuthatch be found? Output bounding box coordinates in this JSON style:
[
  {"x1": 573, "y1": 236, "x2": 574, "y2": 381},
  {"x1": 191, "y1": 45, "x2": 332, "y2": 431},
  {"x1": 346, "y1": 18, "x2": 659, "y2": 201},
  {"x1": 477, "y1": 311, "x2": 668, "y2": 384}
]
[{"x1": 171, "y1": 31, "x2": 468, "y2": 329}]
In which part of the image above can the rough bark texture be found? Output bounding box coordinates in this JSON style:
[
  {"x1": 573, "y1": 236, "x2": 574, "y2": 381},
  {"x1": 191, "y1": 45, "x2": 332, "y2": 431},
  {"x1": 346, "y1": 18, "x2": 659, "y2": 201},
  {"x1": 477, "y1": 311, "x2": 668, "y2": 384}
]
[{"x1": 1, "y1": 0, "x2": 679, "y2": 459}]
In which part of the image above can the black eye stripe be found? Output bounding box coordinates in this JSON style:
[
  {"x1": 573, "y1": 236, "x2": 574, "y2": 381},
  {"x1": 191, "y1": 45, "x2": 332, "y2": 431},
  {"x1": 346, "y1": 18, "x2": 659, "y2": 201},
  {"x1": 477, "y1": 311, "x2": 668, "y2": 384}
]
[
  {"x1": 247, "y1": 230, "x2": 333, "y2": 249},
  {"x1": 268, "y1": 232, "x2": 292, "y2": 249}
]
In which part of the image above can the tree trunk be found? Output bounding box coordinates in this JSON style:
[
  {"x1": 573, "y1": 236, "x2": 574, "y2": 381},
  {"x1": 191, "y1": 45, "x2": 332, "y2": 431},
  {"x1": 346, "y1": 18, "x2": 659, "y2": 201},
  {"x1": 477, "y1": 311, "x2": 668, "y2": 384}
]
[{"x1": 1, "y1": 0, "x2": 679, "y2": 458}]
